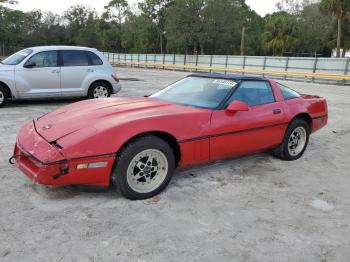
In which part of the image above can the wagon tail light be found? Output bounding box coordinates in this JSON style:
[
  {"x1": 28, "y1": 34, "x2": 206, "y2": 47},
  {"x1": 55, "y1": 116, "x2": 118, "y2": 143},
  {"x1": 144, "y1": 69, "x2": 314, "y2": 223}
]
[{"x1": 112, "y1": 74, "x2": 120, "y2": 82}]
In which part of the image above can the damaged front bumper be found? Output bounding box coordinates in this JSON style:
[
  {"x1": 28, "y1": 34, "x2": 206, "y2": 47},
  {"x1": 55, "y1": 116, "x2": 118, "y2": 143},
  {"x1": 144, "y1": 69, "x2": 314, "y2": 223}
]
[{"x1": 11, "y1": 121, "x2": 116, "y2": 187}]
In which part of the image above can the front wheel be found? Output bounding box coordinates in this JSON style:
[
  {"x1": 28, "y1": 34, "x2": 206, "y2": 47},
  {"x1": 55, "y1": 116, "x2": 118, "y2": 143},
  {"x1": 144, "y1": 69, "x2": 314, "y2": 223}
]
[
  {"x1": 112, "y1": 135, "x2": 175, "y2": 200},
  {"x1": 0, "y1": 86, "x2": 9, "y2": 108},
  {"x1": 273, "y1": 119, "x2": 310, "y2": 161},
  {"x1": 88, "y1": 82, "x2": 112, "y2": 99}
]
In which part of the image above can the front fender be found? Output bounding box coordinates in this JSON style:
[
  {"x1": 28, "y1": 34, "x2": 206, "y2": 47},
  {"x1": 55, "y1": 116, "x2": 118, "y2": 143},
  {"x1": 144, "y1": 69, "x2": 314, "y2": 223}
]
[
  {"x1": 0, "y1": 71, "x2": 17, "y2": 98},
  {"x1": 57, "y1": 112, "x2": 212, "y2": 160}
]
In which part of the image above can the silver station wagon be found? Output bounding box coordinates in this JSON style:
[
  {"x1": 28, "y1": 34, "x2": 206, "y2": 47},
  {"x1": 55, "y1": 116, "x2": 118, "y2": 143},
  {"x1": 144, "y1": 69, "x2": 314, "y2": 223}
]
[{"x1": 0, "y1": 46, "x2": 122, "y2": 107}]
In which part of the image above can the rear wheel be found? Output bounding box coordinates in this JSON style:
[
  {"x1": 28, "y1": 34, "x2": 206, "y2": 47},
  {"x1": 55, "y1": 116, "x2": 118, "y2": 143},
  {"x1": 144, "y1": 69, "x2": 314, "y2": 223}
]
[
  {"x1": 112, "y1": 135, "x2": 175, "y2": 200},
  {"x1": 88, "y1": 82, "x2": 112, "y2": 99},
  {"x1": 0, "y1": 86, "x2": 9, "y2": 107},
  {"x1": 273, "y1": 119, "x2": 310, "y2": 161}
]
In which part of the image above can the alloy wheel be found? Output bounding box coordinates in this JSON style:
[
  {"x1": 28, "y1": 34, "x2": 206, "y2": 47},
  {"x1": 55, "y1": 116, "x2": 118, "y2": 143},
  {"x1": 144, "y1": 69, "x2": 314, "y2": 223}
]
[
  {"x1": 288, "y1": 126, "x2": 307, "y2": 156},
  {"x1": 126, "y1": 149, "x2": 168, "y2": 194}
]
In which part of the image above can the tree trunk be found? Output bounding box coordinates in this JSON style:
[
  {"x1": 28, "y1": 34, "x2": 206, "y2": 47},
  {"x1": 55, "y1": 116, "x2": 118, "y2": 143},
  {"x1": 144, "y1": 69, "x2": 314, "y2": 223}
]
[
  {"x1": 200, "y1": 42, "x2": 205, "y2": 55},
  {"x1": 159, "y1": 31, "x2": 163, "y2": 54},
  {"x1": 336, "y1": 17, "x2": 342, "y2": 58},
  {"x1": 240, "y1": 25, "x2": 246, "y2": 56}
]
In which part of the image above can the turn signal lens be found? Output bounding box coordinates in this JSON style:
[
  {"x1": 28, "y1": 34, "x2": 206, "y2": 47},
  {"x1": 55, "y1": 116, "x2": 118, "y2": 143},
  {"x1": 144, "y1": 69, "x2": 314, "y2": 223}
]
[
  {"x1": 77, "y1": 164, "x2": 89, "y2": 170},
  {"x1": 77, "y1": 162, "x2": 108, "y2": 170}
]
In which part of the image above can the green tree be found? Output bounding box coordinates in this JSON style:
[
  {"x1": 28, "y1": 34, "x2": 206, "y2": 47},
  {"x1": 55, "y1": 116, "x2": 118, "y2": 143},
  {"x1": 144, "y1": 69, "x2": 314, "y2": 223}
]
[
  {"x1": 139, "y1": 0, "x2": 174, "y2": 54},
  {"x1": 261, "y1": 12, "x2": 299, "y2": 55},
  {"x1": 298, "y1": 3, "x2": 333, "y2": 55},
  {"x1": 104, "y1": 0, "x2": 130, "y2": 28},
  {"x1": 320, "y1": 0, "x2": 350, "y2": 57},
  {"x1": 165, "y1": 0, "x2": 207, "y2": 54}
]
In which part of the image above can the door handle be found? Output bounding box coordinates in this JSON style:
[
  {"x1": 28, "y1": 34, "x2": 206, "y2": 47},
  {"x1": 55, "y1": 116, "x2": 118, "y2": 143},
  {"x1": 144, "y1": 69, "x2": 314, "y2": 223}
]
[
  {"x1": 51, "y1": 70, "x2": 60, "y2": 74},
  {"x1": 87, "y1": 69, "x2": 94, "y2": 73},
  {"x1": 273, "y1": 109, "x2": 282, "y2": 114}
]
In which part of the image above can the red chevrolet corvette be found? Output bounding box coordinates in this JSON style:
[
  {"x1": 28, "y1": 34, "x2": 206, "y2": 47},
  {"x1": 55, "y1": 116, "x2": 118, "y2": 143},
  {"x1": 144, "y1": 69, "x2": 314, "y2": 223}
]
[{"x1": 12, "y1": 74, "x2": 328, "y2": 199}]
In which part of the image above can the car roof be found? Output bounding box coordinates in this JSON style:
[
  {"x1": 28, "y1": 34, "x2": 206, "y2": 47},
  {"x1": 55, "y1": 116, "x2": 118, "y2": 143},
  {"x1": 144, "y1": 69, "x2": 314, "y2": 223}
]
[
  {"x1": 188, "y1": 73, "x2": 268, "y2": 81},
  {"x1": 23, "y1": 46, "x2": 98, "y2": 52}
]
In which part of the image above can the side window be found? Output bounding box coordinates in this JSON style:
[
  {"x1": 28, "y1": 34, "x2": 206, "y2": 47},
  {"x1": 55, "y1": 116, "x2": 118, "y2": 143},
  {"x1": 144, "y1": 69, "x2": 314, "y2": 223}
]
[
  {"x1": 88, "y1": 52, "x2": 103, "y2": 65},
  {"x1": 229, "y1": 81, "x2": 275, "y2": 107},
  {"x1": 61, "y1": 50, "x2": 89, "y2": 66},
  {"x1": 278, "y1": 83, "x2": 300, "y2": 100},
  {"x1": 25, "y1": 51, "x2": 58, "y2": 68}
]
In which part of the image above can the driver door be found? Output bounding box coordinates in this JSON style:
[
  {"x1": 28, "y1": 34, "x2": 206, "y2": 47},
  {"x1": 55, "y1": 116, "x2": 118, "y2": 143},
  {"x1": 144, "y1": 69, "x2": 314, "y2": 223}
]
[
  {"x1": 210, "y1": 80, "x2": 286, "y2": 160},
  {"x1": 15, "y1": 50, "x2": 61, "y2": 98}
]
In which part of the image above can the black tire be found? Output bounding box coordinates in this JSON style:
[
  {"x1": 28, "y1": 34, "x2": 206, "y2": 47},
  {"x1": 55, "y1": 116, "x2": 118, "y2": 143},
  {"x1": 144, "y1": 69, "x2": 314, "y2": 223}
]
[
  {"x1": 0, "y1": 85, "x2": 9, "y2": 108},
  {"x1": 112, "y1": 135, "x2": 175, "y2": 200},
  {"x1": 88, "y1": 81, "x2": 112, "y2": 99},
  {"x1": 273, "y1": 118, "x2": 310, "y2": 161}
]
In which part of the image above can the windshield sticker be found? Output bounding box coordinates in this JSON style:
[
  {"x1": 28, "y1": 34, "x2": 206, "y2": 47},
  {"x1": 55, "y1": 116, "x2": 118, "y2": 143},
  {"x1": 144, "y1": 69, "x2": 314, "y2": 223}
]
[{"x1": 212, "y1": 79, "x2": 236, "y2": 87}]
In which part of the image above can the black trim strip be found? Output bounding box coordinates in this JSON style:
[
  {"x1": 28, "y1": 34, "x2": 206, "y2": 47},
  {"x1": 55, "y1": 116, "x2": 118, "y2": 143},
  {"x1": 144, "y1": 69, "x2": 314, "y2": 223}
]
[
  {"x1": 178, "y1": 122, "x2": 289, "y2": 143},
  {"x1": 312, "y1": 114, "x2": 328, "y2": 120},
  {"x1": 16, "y1": 142, "x2": 116, "y2": 166}
]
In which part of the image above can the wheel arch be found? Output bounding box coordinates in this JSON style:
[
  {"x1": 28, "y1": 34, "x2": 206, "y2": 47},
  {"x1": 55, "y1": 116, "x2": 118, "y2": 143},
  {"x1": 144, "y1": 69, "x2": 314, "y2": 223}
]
[
  {"x1": 116, "y1": 131, "x2": 181, "y2": 167},
  {"x1": 0, "y1": 81, "x2": 13, "y2": 99},
  {"x1": 291, "y1": 113, "x2": 312, "y2": 132},
  {"x1": 88, "y1": 79, "x2": 113, "y2": 94}
]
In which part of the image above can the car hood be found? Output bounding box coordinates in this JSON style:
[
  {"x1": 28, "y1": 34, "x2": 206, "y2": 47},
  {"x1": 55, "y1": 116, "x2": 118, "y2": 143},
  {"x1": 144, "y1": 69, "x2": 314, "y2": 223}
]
[{"x1": 35, "y1": 97, "x2": 183, "y2": 143}]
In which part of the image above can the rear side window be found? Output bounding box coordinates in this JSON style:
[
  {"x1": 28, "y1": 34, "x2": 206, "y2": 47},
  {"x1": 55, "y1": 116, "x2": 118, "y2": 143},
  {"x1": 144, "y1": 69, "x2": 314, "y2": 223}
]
[
  {"x1": 87, "y1": 52, "x2": 103, "y2": 65},
  {"x1": 278, "y1": 83, "x2": 300, "y2": 100},
  {"x1": 229, "y1": 81, "x2": 275, "y2": 106},
  {"x1": 61, "y1": 50, "x2": 89, "y2": 66},
  {"x1": 25, "y1": 51, "x2": 58, "y2": 67}
]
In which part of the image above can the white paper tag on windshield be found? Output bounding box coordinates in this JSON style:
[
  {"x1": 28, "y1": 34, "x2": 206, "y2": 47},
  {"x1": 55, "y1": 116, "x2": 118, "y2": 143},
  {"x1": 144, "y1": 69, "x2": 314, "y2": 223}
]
[{"x1": 212, "y1": 79, "x2": 236, "y2": 87}]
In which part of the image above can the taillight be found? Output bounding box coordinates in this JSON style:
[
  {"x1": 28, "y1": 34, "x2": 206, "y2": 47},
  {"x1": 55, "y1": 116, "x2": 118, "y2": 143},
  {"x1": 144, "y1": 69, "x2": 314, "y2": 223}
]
[{"x1": 112, "y1": 74, "x2": 120, "y2": 82}]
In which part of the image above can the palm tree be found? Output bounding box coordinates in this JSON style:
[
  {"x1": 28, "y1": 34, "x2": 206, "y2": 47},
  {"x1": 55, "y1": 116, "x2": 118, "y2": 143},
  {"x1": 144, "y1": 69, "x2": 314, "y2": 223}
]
[
  {"x1": 320, "y1": 0, "x2": 350, "y2": 58},
  {"x1": 261, "y1": 12, "x2": 299, "y2": 56}
]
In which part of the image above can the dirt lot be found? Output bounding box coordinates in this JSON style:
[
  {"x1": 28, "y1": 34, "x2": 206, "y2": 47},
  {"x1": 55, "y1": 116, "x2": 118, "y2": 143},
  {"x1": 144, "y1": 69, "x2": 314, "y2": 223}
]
[{"x1": 1, "y1": 67, "x2": 350, "y2": 262}]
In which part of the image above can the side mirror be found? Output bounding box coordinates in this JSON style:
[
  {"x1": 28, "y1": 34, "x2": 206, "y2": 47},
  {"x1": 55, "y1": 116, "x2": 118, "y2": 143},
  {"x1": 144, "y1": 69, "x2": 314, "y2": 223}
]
[
  {"x1": 226, "y1": 100, "x2": 249, "y2": 113},
  {"x1": 24, "y1": 61, "x2": 36, "y2": 68}
]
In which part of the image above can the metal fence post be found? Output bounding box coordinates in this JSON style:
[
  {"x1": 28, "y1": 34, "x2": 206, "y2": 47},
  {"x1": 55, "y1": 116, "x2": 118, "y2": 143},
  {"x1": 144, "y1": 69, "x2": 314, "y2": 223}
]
[
  {"x1": 173, "y1": 54, "x2": 176, "y2": 65},
  {"x1": 138, "y1": 54, "x2": 140, "y2": 68},
  {"x1": 312, "y1": 57, "x2": 318, "y2": 82},
  {"x1": 225, "y1": 55, "x2": 228, "y2": 75},
  {"x1": 262, "y1": 56, "x2": 267, "y2": 77},
  {"x1": 184, "y1": 54, "x2": 187, "y2": 71},
  {"x1": 146, "y1": 54, "x2": 148, "y2": 68},
  {"x1": 112, "y1": 53, "x2": 115, "y2": 66},
  {"x1": 195, "y1": 53, "x2": 199, "y2": 72},
  {"x1": 242, "y1": 56, "x2": 246, "y2": 76},
  {"x1": 344, "y1": 58, "x2": 350, "y2": 85},
  {"x1": 209, "y1": 55, "x2": 213, "y2": 73},
  {"x1": 284, "y1": 57, "x2": 290, "y2": 80},
  {"x1": 163, "y1": 53, "x2": 166, "y2": 70},
  {"x1": 131, "y1": 54, "x2": 133, "y2": 67},
  {"x1": 118, "y1": 53, "x2": 120, "y2": 62}
]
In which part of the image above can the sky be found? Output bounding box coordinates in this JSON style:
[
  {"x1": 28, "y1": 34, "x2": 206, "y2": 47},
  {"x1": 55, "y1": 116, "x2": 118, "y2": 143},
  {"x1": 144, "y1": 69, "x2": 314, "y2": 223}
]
[{"x1": 7, "y1": 0, "x2": 279, "y2": 17}]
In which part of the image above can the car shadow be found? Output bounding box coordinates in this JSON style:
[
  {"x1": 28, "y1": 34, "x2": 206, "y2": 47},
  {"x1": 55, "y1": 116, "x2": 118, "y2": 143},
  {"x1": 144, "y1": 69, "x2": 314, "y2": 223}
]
[{"x1": 26, "y1": 152, "x2": 277, "y2": 201}]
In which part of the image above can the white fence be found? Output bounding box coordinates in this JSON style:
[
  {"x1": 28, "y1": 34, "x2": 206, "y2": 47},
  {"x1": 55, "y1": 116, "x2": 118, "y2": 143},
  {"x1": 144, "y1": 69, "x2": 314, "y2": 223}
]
[{"x1": 103, "y1": 52, "x2": 350, "y2": 85}]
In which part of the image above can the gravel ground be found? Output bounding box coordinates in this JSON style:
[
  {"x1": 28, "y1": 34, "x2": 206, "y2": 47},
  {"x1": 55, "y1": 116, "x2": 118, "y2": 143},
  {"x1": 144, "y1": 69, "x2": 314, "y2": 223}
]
[{"x1": 1, "y1": 67, "x2": 350, "y2": 262}]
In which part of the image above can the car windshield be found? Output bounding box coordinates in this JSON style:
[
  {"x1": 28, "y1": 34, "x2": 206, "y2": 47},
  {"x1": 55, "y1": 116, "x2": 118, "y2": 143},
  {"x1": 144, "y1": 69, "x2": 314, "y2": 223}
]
[
  {"x1": 151, "y1": 76, "x2": 237, "y2": 109},
  {"x1": 1, "y1": 49, "x2": 33, "y2": 65}
]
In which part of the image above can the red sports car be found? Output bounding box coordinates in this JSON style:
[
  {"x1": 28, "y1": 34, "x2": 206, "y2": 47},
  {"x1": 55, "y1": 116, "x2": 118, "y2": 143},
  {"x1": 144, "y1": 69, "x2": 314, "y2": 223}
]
[{"x1": 11, "y1": 75, "x2": 328, "y2": 200}]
